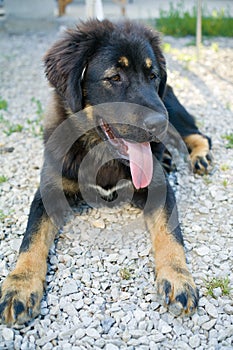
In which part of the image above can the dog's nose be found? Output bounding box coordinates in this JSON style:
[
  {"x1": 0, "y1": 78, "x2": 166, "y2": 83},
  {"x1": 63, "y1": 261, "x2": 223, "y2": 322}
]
[{"x1": 143, "y1": 113, "x2": 167, "y2": 139}]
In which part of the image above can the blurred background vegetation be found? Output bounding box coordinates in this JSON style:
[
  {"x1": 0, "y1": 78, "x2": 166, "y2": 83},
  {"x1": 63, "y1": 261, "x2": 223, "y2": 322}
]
[{"x1": 155, "y1": 1, "x2": 233, "y2": 37}]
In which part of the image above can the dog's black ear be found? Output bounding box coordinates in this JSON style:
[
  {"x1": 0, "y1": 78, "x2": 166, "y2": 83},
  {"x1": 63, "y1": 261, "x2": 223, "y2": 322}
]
[
  {"x1": 158, "y1": 64, "x2": 167, "y2": 99},
  {"x1": 44, "y1": 31, "x2": 87, "y2": 113},
  {"x1": 44, "y1": 20, "x2": 114, "y2": 113},
  {"x1": 143, "y1": 28, "x2": 167, "y2": 99},
  {"x1": 151, "y1": 41, "x2": 167, "y2": 99}
]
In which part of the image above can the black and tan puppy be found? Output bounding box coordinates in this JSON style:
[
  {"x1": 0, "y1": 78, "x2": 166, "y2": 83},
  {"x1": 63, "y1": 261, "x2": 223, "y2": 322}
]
[{"x1": 0, "y1": 20, "x2": 212, "y2": 325}]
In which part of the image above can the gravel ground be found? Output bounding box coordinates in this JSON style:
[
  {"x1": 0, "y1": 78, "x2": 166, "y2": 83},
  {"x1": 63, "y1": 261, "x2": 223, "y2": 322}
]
[{"x1": 0, "y1": 26, "x2": 233, "y2": 350}]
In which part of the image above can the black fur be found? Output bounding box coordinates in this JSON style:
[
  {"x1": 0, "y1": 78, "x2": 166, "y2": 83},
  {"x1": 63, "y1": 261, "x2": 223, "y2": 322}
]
[{"x1": 0, "y1": 19, "x2": 212, "y2": 324}]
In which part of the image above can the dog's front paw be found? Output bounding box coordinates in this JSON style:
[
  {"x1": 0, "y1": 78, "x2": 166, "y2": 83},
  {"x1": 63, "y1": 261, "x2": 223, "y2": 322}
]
[
  {"x1": 0, "y1": 272, "x2": 44, "y2": 325},
  {"x1": 190, "y1": 151, "x2": 213, "y2": 175},
  {"x1": 184, "y1": 134, "x2": 213, "y2": 175},
  {"x1": 156, "y1": 266, "x2": 199, "y2": 316}
]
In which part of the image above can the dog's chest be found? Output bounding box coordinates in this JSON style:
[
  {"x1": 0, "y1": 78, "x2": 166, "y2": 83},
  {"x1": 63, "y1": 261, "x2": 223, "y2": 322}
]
[{"x1": 87, "y1": 161, "x2": 132, "y2": 202}]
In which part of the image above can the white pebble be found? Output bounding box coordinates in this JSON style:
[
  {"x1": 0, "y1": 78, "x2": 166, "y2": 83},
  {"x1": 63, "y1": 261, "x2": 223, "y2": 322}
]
[
  {"x1": 133, "y1": 309, "x2": 145, "y2": 323},
  {"x1": 189, "y1": 334, "x2": 201, "y2": 348},
  {"x1": 106, "y1": 344, "x2": 119, "y2": 350},
  {"x1": 75, "y1": 329, "x2": 85, "y2": 340},
  {"x1": 205, "y1": 302, "x2": 218, "y2": 318},
  {"x1": 85, "y1": 327, "x2": 100, "y2": 339},
  {"x1": 195, "y1": 245, "x2": 210, "y2": 256},
  {"x1": 2, "y1": 328, "x2": 14, "y2": 341}
]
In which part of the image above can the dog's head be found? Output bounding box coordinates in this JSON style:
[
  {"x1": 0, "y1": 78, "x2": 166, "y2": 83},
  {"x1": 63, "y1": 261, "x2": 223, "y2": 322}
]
[{"x1": 44, "y1": 20, "x2": 168, "y2": 189}]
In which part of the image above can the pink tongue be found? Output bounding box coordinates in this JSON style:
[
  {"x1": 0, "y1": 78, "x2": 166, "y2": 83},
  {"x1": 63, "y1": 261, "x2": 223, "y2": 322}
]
[{"x1": 125, "y1": 141, "x2": 153, "y2": 189}]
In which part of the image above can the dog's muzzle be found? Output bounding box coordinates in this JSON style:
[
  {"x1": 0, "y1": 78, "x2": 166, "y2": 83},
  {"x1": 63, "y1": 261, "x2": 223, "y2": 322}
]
[
  {"x1": 143, "y1": 111, "x2": 168, "y2": 142},
  {"x1": 97, "y1": 114, "x2": 167, "y2": 190}
]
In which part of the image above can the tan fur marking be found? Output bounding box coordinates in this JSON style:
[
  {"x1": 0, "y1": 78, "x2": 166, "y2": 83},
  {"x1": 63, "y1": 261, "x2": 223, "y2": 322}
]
[
  {"x1": 146, "y1": 209, "x2": 196, "y2": 311},
  {"x1": 145, "y1": 57, "x2": 152, "y2": 68},
  {"x1": 15, "y1": 218, "x2": 55, "y2": 277},
  {"x1": 184, "y1": 134, "x2": 209, "y2": 159},
  {"x1": 118, "y1": 56, "x2": 129, "y2": 67},
  {"x1": 62, "y1": 177, "x2": 79, "y2": 194},
  {"x1": 147, "y1": 210, "x2": 186, "y2": 272},
  {"x1": 84, "y1": 105, "x2": 94, "y2": 121}
]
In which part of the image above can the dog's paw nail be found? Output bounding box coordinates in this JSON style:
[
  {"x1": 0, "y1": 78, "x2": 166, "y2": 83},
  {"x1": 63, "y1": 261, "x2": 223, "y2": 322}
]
[
  {"x1": 163, "y1": 280, "x2": 171, "y2": 305},
  {"x1": 176, "y1": 293, "x2": 188, "y2": 309},
  {"x1": 200, "y1": 158, "x2": 208, "y2": 169},
  {"x1": 194, "y1": 161, "x2": 201, "y2": 170},
  {"x1": 13, "y1": 300, "x2": 25, "y2": 319},
  {"x1": 28, "y1": 307, "x2": 33, "y2": 318}
]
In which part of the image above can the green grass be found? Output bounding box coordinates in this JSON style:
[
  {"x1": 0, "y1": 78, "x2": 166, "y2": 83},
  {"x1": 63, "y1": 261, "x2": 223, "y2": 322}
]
[
  {"x1": 211, "y1": 42, "x2": 219, "y2": 52},
  {"x1": 0, "y1": 114, "x2": 24, "y2": 136},
  {"x1": 0, "y1": 209, "x2": 15, "y2": 223},
  {"x1": 155, "y1": 1, "x2": 233, "y2": 37},
  {"x1": 162, "y1": 42, "x2": 196, "y2": 69},
  {"x1": 0, "y1": 97, "x2": 44, "y2": 137},
  {"x1": 203, "y1": 175, "x2": 212, "y2": 185},
  {"x1": 0, "y1": 210, "x2": 7, "y2": 221},
  {"x1": 0, "y1": 97, "x2": 8, "y2": 111},
  {"x1": 31, "y1": 97, "x2": 44, "y2": 118},
  {"x1": 26, "y1": 97, "x2": 44, "y2": 137},
  {"x1": 0, "y1": 175, "x2": 8, "y2": 184},
  {"x1": 120, "y1": 267, "x2": 131, "y2": 280},
  {"x1": 220, "y1": 164, "x2": 230, "y2": 171},
  {"x1": 222, "y1": 179, "x2": 228, "y2": 187},
  {"x1": 205, "y1": 277, "x2": 231, "y2": 298},
  {"x1": 222, "y1": 133, "x2": 233, "y2": 149},
  {"x1": 3, "y1": 124, "x2": 23, "y2": 136}
]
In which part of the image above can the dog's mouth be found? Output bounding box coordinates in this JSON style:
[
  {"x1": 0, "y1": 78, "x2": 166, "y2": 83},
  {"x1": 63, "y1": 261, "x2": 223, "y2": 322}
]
[{"x1": 98, "y1": 119, "x2": 153, "y2": 189}]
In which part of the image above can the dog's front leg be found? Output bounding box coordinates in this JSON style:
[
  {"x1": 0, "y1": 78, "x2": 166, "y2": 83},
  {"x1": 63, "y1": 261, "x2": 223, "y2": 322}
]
[
  {"x1": 0, "y1": 188, "x2": 57, "y2": 325},
  {"x1": 144, "y1": 178, "x2": 199, "y2": 316}
]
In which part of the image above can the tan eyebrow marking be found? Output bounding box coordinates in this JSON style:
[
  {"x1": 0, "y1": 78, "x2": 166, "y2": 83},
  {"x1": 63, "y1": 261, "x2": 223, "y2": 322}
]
[
  {"x1": 145, "y1": 58, "x2": 152, "y2": 68},
  {"x1": 103, "y1": 67, "x2": 118, "y2": 77},
  {"x1": 118, "y1": 56, "x2": 129, "y2": 67}
]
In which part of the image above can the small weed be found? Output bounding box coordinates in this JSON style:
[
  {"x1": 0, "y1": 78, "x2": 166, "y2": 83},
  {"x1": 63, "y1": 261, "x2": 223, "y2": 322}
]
[
  {"x1": 120, "y1": 267, "x2": 131, "y2": 280},
  {"x1": 0, "y1": 175, "x2": 8, "y2": 184},
  {"x1": 176, "y1": 52, "x2": 196, "y2": 70},
  {"x1": 162, "y1": 42, "x2": 172, "y2": 53},
  {"x1": 222, "y1": 179, "x2": 228, "y2": 187},
  {"x1": 0, "y1": 210, "x2": 7, "y2": 221},
  {"x1": 27, "y1": 97, "x2": 44, "y2": 137},
  {"x1": 3, "y1": 124, "x2": 23, "y2": 136},
  {"x1": 0, "y1": 97, "x2": 8, "y2": 111},
  {"x1": 185, "y1": 39, "x2": 196, "y2": 47},
  {"x1": 203, "y1": 175, "x2": 212, "y2": 185},
  {"x1": 0, "y1": 114, "x2": 24, "y2": 136},
  {"x1": 220, "y1": 164, "x2": 230, "y2": 171},
  {"x1": 222, "y1": 133, "x2": 233, "y2": 149},
  {"x1": 177, "y1": 53, "x2": 195, "y2": 63},
  {"x1": 225, "y1": 102, "x2": 231, "y2": 111},
  {"x1": 31, "y1": 97, "x2": 44, "y2": 118},
  {"x1": 205, "y1": 277, "x2": 231, "y2": 298},
  {"x1": 0, "y1": 209, "x2": 15, "y2": 223},
  {"x1": 211, "y1": 42, "x2": 219, "y2": 52},
  {"x1": 196, "y1": 120, "x2": 205, "y2": 129}
]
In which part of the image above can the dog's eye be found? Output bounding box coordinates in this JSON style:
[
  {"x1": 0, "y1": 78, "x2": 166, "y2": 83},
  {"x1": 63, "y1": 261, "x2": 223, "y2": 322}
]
[{"x1": 110, "y1": 74, "x2": 121, "y2": 82}]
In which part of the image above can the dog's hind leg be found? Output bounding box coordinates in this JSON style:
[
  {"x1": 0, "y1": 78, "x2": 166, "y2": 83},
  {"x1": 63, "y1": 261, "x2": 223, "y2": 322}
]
[{"x1": 163, "y1": 85, "x2": 212, "y2": 174}]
